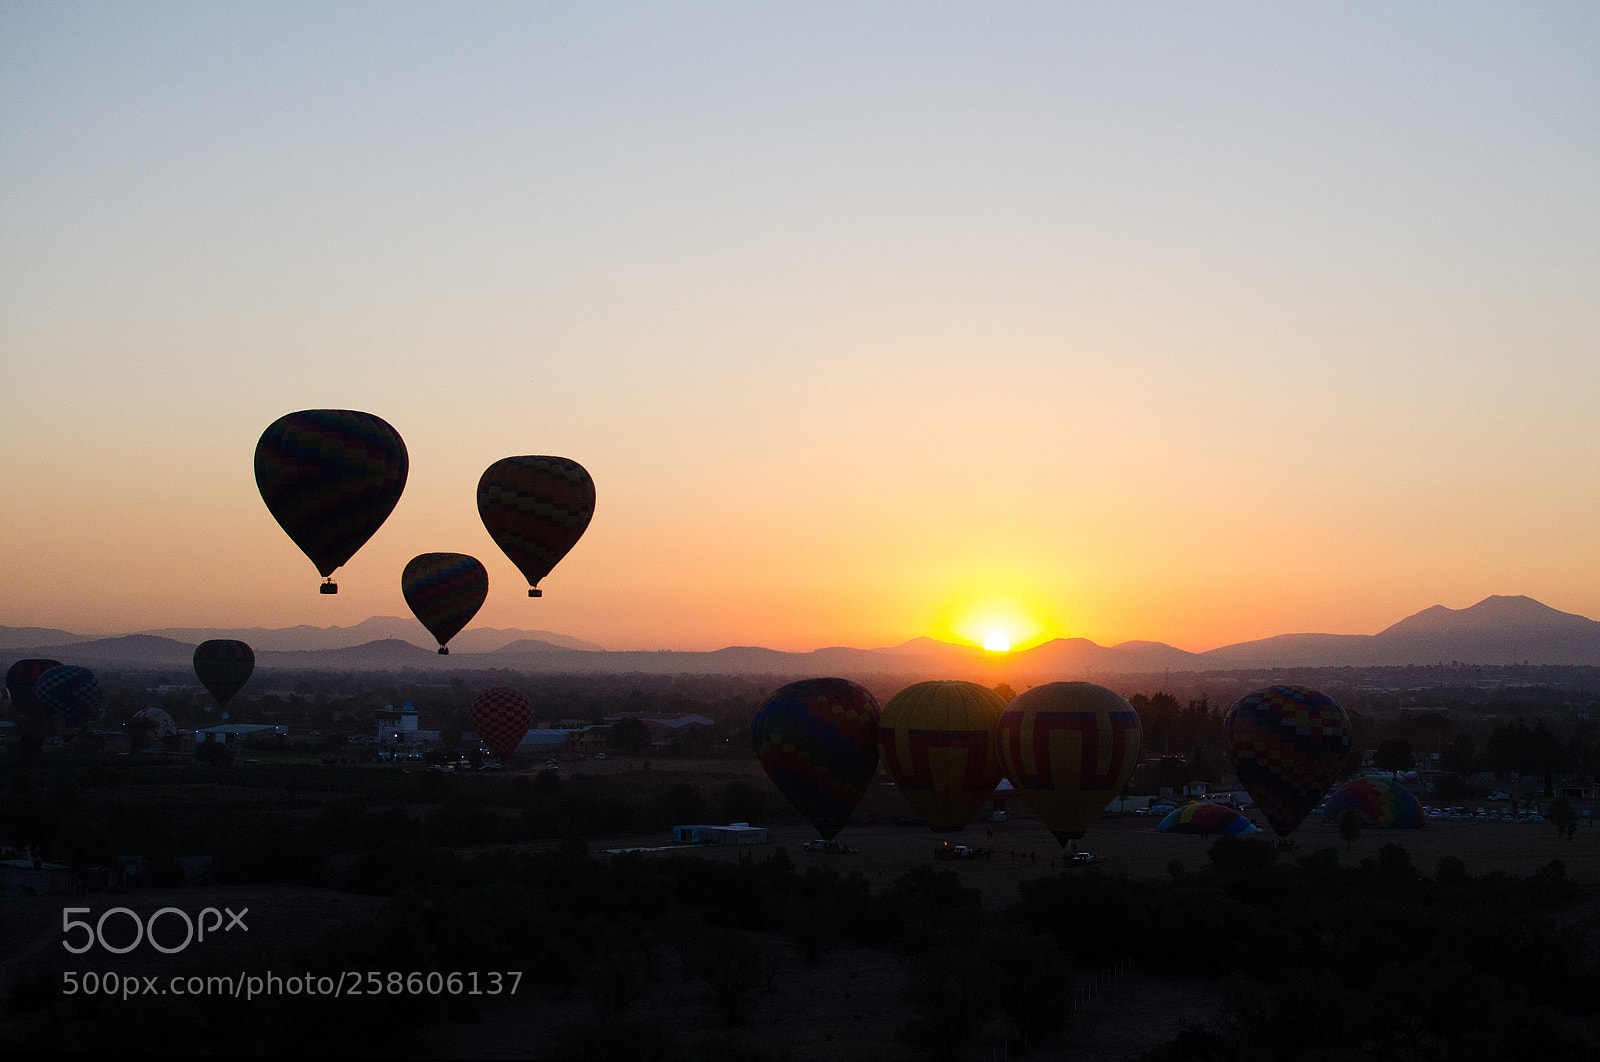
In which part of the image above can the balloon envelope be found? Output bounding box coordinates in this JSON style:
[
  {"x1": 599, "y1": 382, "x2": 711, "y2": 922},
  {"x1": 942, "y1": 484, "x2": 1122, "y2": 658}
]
[
  {"x1": 470, "y1": 686, "x2": 533, "y2": 763},
  {"x1": 997, "y1": 681, "x2": 1143, "y2": 846},
  {"x1": 1157, "y1": 802, "x2": 1258, "y2": 835},
  {"x1": 477, "y1": 456, "x2": 595, "y2": 594},
  {"x1": 131, "y1": 707, "x2": 179, "y2": 739},
  {"x1": 1224, "y1": 685, "x2": 1350, "y2": 837},
  {"x1": 6, "y1": 658, "x2": 62, "y2": 719},
  {"x1": 401, "y1": 553, "x2": 489, "y2": 652},
  {"x1": 878, "y1": 680, "x2": 1007, "y2": 832},
  {"x1": 753, "y1": 678, "x2": 880, "y2": 841},
  {"x1": 1322, "y1": 778, "x2": 1426, "y2": 829},
  {"x1": 193, "y1": 640, "x2": 255, "y2": 709},
  {"x1": 35, "y1": 665, "x2": 103, "y2": 727},
  {"x1": 255, "y1": 409, "x2": 408, "y2": 584}
]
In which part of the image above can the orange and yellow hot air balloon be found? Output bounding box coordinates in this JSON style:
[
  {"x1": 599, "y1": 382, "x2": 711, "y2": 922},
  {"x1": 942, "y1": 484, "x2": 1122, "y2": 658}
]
[
  {"x1": 997, "y1": 681, "x2": 1142, "y2": 847},
  {"x1": 878, "y1": 680, "x2": 1007, "y2": 833}
]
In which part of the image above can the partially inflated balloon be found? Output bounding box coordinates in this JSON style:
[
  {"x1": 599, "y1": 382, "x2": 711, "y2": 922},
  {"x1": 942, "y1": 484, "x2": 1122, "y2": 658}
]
[
  {"x1": 878, "y1": 680, "x2": 1007, "y2": 832},
  {"x1": 402, "y1": 553, "x2": 488, "y2": 654},
  {"x1": 35, "y1": 665, "x2": 103, "y2": 727},
  {"x1": 753, "y1": 678, "x2": 880, "y2": 842},
  {"x1": 131, "y1": 707, "x2": 179, "y2": 739},
  {"x1": 6, "y1": 659, "x2": 62, "y2": 720},
  {"x1": 477, "y1": 456, "x2": 594, "y2": 597},
  {"x1": 997, "y1": 682, "x2": 1143, "y2": 846},
  {"x1": 1224, "y1": 685, "x2": 1349, "y2": 837},
  {"x1": 193, "y1": 640, "x2": 254, "y2": 709},
  {"x1": 255, "y1": 409, "x2": 408, "y2": 592},
  {"x1": 470, "y1": 686, "x2": 533, "y2": 763}
]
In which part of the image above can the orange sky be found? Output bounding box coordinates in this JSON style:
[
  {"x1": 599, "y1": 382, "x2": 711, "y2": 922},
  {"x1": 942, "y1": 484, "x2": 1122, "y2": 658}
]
[{"x1": 3, "y1": 7, "x2": 1598, "y2": 652}]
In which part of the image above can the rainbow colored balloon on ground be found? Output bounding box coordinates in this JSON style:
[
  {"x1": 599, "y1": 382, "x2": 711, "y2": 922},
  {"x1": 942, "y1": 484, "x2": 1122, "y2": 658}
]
[
  {"x1": 1156, "y1": 802, "x2": 1258, "y2": 835},
  {"x1": 1223, "y1": 685, "x2": 1350, "y2": 837},
  {"x1": 753, "y1": 678, "x2": 881, "y2": 842},
  {"x1": 1322, "y1": 777, "x2": 1426, "y2": 828}
]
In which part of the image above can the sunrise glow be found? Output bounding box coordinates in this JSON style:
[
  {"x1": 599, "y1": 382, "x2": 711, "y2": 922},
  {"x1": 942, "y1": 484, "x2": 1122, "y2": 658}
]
[{"x1": 982, "y1": 631, "x2": 1012, "y2": 652}]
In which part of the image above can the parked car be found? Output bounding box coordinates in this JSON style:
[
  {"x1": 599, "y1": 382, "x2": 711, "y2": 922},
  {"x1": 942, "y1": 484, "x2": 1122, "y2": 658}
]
[{"x1": 1069, "y1": 851, "x2": 1097, "y2": 865}]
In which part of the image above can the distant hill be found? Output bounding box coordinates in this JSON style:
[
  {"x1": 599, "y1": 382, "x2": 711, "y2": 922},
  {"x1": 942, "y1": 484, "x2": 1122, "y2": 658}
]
[
  {"x1": 132, "y1": 617, "x2": 605, "y2": 653},
  {"x1": 1199, "y1": 596, "x2": 1600, "y2": 667},
  {"x1": 6, "y1": 595, "x2": 1600, "y2": 676},
  {"x1": 0, "y1": 625, "x2": 89, "y2": 650}
]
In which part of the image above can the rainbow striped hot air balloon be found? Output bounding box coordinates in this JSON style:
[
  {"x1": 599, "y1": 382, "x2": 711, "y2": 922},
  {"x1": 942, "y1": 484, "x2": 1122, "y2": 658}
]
[
  {"x1": 1224, "y1": 685, "x2": 1350, "y2": 838},
  {"x1": 997, "y1": 681, "x2": 1143, "y2": 847},
  {"x1": 753, "y1": 678, "x2": 880, "y2": 842},
  {"x1": 878, "y1": 680, "x2": 1007, "y2": 833},
  {"x1": 1321, "y1": 778, "x2": 1426, "y2": 829},
  {"x1": 1156, "y1": 802, "x2": 1259, "y2": 835},
  {"x1": 402, "y1": 553, "x2": 489, "y2": 654}
]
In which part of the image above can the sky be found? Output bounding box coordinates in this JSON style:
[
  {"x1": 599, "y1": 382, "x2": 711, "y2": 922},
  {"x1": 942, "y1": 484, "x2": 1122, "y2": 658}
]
[{"x1": 2, "y1": 3, "x2": 1598, "y2": 653}]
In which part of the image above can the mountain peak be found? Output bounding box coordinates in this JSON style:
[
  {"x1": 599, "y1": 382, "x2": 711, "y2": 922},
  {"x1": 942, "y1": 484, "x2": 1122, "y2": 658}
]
[{"x1": 1379, "y1": 595, "x2": 1594, "y2": 637}]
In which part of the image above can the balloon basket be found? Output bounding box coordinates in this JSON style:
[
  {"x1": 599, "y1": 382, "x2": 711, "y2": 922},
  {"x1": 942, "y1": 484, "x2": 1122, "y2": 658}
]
[
  {"x1": 528, "y1": 588, "x2": 542, "y2": 598},
  {"x1": 437, "y1": 647, "x2": 449, "y2": 655},
  {"x1": 320, "y1": 581, "x2": 338, "y2": 595}
]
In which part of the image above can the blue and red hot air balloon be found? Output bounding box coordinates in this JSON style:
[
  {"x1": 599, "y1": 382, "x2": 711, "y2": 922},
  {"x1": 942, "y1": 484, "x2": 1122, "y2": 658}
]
[
  {"x1": 1223, "y1": 685, "x2": 1350, "y2": 838},
  {"x1": 753, "y1": 678, "x2": 881, "y2": 842}
]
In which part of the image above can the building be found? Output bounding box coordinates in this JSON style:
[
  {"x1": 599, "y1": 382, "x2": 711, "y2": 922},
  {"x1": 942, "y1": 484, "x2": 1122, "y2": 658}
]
[
  {"x1": 195, "y1": 724, "x2": 287, "y2": 745},
  {"x1": 375, "y1": 702, "x2": 420, "y2": 742},
  {"x1": 671, "y1": 823, "x2": 768, "y2": 845}
]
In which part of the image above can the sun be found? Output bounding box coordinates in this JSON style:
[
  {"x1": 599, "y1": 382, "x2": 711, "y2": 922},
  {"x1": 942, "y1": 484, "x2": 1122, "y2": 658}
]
[{"x1": 982, "y1": 630, "x2": 1012, "y2": 653}]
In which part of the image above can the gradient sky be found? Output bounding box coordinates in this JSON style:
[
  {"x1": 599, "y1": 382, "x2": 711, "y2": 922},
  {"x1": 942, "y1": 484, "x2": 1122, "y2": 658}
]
[{"x1": 3, "y1": 3, "x2": 1597, "y2": 652}]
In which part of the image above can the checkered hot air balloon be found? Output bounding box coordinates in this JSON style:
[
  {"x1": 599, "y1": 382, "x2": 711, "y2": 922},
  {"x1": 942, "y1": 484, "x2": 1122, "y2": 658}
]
[
  {"x1": 753, "y1": 678, "x2": 881, "y2": 842},
  {"x1": 477, "y1": 457, "x2": 595, "y2": 598},
  {"x1": 193, "y1": 639, "x2": 254, "y2": 709},
  {"x1": 35, "y1": 665, "x2": 103, "y2": 728},
  {"x1": 470, "y1": 686, "x2": 533, "y2": 764},
  {"x1": 401, "y1": 553, "x2": 488, "y2": 655},
  {"x1": 254, "y1": 409, "x2": 408, "y2": 594},
  {"x1": 997, "y1": 681, "x2": 1143, "y2": 847},
  {"x1": 878, "y1": 680, "x2": 1007, "y2": 833},
  {"x1": 1224, "y1": 685, "x2": 1350, "y2": 838}
]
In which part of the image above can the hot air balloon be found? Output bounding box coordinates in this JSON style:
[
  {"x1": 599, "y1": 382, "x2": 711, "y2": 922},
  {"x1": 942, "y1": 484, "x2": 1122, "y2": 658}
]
[
  {"x1": 753, "y1": 678, "x2": 880, "y2": 842},
  {"x1": 131, "y1": 707, "x2": 179, "y2": 740},
  {"x1": 477, "y1": 456, "x2": 594, "y2": 597},
  {"x1": 1223, "y1": 685, "x2": 1350, "y2": 838},
  {"x1": 193, "y1": 640, "x2": 254, "y2": 710},
  {"x1": 470, "y1": 686, "x2": 533, "y2": 764},
  {"x1": 35, "y1": 665, "x2": 103, "y2": 728},
  {"x1": 255, "y1": 409, "x2": 408, "y2": 593},
  {"x1": 1321, "y1": 778, "x2": 1425, "y2": 829},
  {"x1": 878, "y1": 680, "x2": 1007, "y2": 832},
  {"x1": 1156, "y1": 802, "x2": 1259, "y2": 835},
  {"x1": 5, "y1": 658, "x2": 62, "y2": 720},
  {"x1": 401, "y1": 553, "x2": 488, "y2": 654},
  {"x1": 997, "y1": 681, "x2": 1143, "y2": 847}
]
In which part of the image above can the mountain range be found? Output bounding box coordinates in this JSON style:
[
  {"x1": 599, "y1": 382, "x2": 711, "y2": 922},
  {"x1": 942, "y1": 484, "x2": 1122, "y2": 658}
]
[{"x1": 5, "y1": 596, "x2": 1600, "y2": 676}]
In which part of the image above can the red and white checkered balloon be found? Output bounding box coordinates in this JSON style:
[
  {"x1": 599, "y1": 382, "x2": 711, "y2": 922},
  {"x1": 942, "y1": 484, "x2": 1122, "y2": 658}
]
[{"x1": 470, "y1": 686, "x2": 533, "y2": 763}]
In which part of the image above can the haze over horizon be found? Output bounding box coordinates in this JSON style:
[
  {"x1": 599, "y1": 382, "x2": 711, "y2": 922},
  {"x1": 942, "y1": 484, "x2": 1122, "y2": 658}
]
[{"x1": 4, "y1": 6, "x2": 1597, "y2": 654}]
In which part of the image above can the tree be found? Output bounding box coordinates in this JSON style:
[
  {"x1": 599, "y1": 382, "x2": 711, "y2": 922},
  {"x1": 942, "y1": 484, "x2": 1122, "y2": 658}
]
[
  {"x1": 1338, "y1": 809, "x2": 1362, "y2": 850},
  {"x1": 683, "y1": 929, "x2": 772, "y2": 1026},
  {"x1": 992, "y1": 683, "x2": 1017, "y2": 703},
  {"x1": 610, "y1": 717, "x2": 652, "y2": 754},
  {"x1": 1548, "y1": 798, "x2": 1578, "y2": 842},
  {"x1": 1374, "y1": 738, "x2": 1414, "y2": 779}
]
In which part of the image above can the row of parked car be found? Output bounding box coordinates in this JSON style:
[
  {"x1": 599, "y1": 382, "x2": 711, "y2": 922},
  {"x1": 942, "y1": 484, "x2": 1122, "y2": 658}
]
[{"x1": 1422, "y1": 805, "x2": 1544, "y2": 822}]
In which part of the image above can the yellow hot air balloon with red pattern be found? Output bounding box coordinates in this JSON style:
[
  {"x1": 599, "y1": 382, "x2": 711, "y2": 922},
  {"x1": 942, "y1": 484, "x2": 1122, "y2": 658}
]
[
  {"x1": 997, "y1": 681, "x2": 1142, "y2": 847},
  {"x1": 878, "y1": 680, "x2": 1007, "y2": 833}
]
